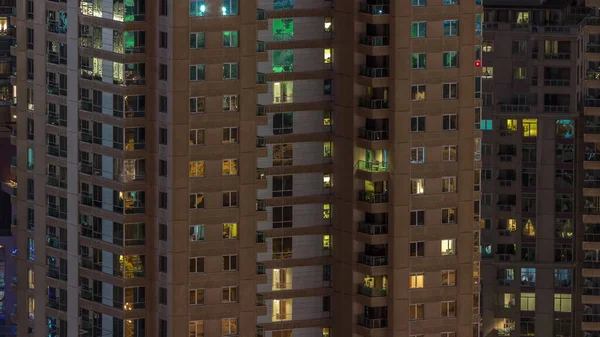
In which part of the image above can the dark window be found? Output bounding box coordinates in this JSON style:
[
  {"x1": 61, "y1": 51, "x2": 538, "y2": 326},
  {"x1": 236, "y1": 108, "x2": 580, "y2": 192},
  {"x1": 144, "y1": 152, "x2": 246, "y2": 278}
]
[
  {"x1": 159, "y1": 223, "x2": 167, "y2": 241},
  {"x1": 27, "y1": 28, "x2": 34, "y2": 50},
  {"x1": 159, "y1": 64, "x2": 167, "y2": 81},
  {"x1": 442, "y1": 114, "x2": 457, "y2": 130},
  {"x1": 323, "y1": 265, "x2": 331, "y2": 281},
  {"x1": 159, "y1": 192, "x2": 167, "y2": 209},
  {"x1": 159, "y1": 160, "x2": 167, "y2": 177},
  {"x1": 323, "y1": 296, "x2": 331, "y2": 312},
  {"x1": 273, "y1": 175, "x2": 293, "y2": 197},
  {"x1": 159, "y1": 320, "x2": 167, "y2": 337},
  {"x1": 159, "y1": 0, "x2": 168, "y2": 16},
  {"x1": 159, "y1": 31, "x2": 168, "y2": 48},
  {"x1": 159, "y1": 96, "x2": 167, "y2": 113},
  {"x1": 159, "y1": 287, "x2": 167, "y2": 305},
  {"x1": 159, "y1": 128, "x2": 167, "y2": 145},
  {"x1": 159, "y1": 255, "x2": 167, "y2": 272},
  {"x1": 324, "y1": 79, "x2": 332, "y2": 95},
  {"x1": 27, "y1": 58, "x2": 34, "y2": 80},
  {"x1": 273, "y1": 206, "x2": 292, "y2": 228}
]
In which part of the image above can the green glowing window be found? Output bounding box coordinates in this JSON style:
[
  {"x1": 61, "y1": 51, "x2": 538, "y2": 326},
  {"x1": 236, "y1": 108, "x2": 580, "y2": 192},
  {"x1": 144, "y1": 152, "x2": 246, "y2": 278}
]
[
  {"x1": 273, "y1": 19, "x2": 294, "y2": 41},
  {"x1": 272, "y1": 50, "x2": 293, "y2": 72},
  {"x1": 223, "y1": 31, "x2": 239, "y2": 47}
]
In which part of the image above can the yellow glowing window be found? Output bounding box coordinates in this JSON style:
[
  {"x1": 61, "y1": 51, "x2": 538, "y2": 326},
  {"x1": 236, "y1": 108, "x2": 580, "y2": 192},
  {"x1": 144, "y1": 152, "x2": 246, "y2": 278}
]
[
  {"x1": 323, "y1": 204, "x2": 331, "y2": 219},
  {"x1": 189, "y1": 161, "x2": 205, "y2": 177},
  {"x1": 323, "y1": 142, "x2": 333, "y2": 157},
  {"x1": 323, "y1": 173, "x2": 332, "y2": 188},
  {"x1": 514, "y1": 67, "x2": 526, "y2": 79},
  {"x1": 324, "y1": 17, "x2": 332, "y2": 32},
  {"x1": 323, "y1": 328, "x2": 330, "y2": 337},
  {"x1": 482, "y1": 67, "x2": 493, "y2": 79},
  {"x1": 222, "y1": 223, "x2": 238, "y2": 239},
  {"x1": 516, "y1": 12, "x2": 530, "y2": 23},
  {"x1": 222, "y1": 159, "x2": 238, "y2": 176},
  {"x1": 554, "y1": 294, "x2": 571, "y2": 312},
  {"x1": 323, "y1": 235, "x2": 331, "y2": 249},
  {"x1": 323, "y1": 110, "x2": 332, "y2": 126},
  {"x1": 523, "y1": 118, "x2": 537, "y2": 137},
  {"x1": 323, "y1": 48, "x2": 332, "y2": 64},
  {"x1": 409, "y1": 273, "x2": 424, "y2": 288},
  {"x1": 505, "y1": 119, "x2": 518, "y2": 131},
  {"x1": 507, "y1": 219, "x2": 517, "y2": 232}
]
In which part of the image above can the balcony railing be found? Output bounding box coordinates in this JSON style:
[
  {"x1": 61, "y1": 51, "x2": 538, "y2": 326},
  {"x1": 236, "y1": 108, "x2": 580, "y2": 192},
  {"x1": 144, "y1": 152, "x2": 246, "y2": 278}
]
[
  {"x1": 359, "y1": 35, "x2": 390, "y2": 46},
  {"x1": 358, "y1": 128, "x2": 388, "y2": 141},
  {"x1": 588, "y1": 44, "x2": 600, "y2": 53},
  {"x1": 585, "y1": 126, "x2": 600, "y2": 134},
  {"x1": 544, "y1": 53, "x2": 570, "y2": 60},
  {"x1": 586, "y1": 99, "x2": 600, "y2": 107},
  {"x1": 359, "y1": 284, "x2": 387, "y2": 297},
  {"x1": 544, "y1": 105, "x2": 569, "y2": 113},
  {"x1": 358, "y1": 222, "x2": 388, "y2": 235},
  {"x1": 359, "y1": 2, "x2": 390, "y2": 15},
  {"x1": 358, "y1": 315, "x2": 387, "y2": 329},
  {"x1": 358, "y1": 253, "x2": 388, "y2": 266},
  {"x1": 358, "y1": 191, "x2": 388, "y2": 204},
  {"x1": 357, "y1": 160, "x2": 388, "y2": 173},
  {"x1": 544, "y1": 79, "x2": 570, "y2": 86},
  {"x1": 47, "y1": 174, "x2": 67, "y2": 189},
  {"x1": 584, "y1": 287, "x2": 600, "y2": 296},
  {"x1": 499, "y1": 104, "x2": 530, "y2": 112},
  {"x1": 585, "y1": 233, "x2": 600, "y2": 242},
  {"x1": 584, "y1": 314, "x2": 600, "y2": 322},
  {"x1": 359, "y1": 97, "x2": 388, "y2": 109},
  {"x1": 359, "y1": 65, "x2": 389, "y2": 78}
]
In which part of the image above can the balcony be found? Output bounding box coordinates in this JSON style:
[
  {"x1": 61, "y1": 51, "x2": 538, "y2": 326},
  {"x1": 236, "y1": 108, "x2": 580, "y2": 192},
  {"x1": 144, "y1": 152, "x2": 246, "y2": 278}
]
[
  {"x1": 588, "y1": 44, "x2": 600, "y2": 53},
  {"x1": 544, "y1": 105, "x2": 569, "y2": 113},
  {"x1": 358, "y1": 222, "x2": 388, "y2": 235},
  {"x1": 359, "y1": 34, "x2": 389, "y2": 46},
  {"x1": 358, "y1": 315, "x2": 387, "y2": 329},
  {"x1": 358, "y1": 128, "x2": 388, "y2": 141},
  {"x1": 47, "y1": 235, "x2": 67, "y2": 250},
  {"x1": 47, "y1": 113, "x2": 67, "y2": 128},
  {"x1": 358, "y1": 191, "x2": 388, "y2": 204},
  {"x1": 359, "y1": 97, "x2": 388, "y2": 110},
  {"x1": 544, "y1": 52, "x2": 570, "y2": 60},
  {"x1": 358, "y1": 253, "x2": 388, "y2": 266},
  {"x1": 47, "y1": 173, "x2": 67, "y2": 189},
  {"x1": 544, "y1": 79, "x2": 570, "y2": 86},
  {"x1": 359, "y1": 65, "x2": 389, "y2": 78},
  {"x1": 357, "y1": 160, "x2": 388, "y2": 173},
  {"x1": 359, "y1": 284, "x2": 387, "y2": 297},
  {"x1": 359, "y1": 1, "x2": 390, "y2": 15}
]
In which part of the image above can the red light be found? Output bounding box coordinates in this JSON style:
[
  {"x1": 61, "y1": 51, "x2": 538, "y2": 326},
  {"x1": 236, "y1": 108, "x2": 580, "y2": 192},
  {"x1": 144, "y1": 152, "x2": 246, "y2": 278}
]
[{"x1": 475, "y1": 60, "x2": 482, "y2": 67}]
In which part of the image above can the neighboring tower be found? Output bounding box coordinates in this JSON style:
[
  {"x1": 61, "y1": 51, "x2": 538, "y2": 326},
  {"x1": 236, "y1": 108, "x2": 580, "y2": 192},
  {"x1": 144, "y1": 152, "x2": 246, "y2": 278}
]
[{"x1": 480, "y1": 2, "x2": 591, "y2": 337}]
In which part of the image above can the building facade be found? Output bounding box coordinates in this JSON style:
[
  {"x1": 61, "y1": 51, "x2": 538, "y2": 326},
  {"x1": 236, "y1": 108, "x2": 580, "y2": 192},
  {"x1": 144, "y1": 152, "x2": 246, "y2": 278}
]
[{"x1": 11, "y1": 0, "x2": 482, "y2": 336}]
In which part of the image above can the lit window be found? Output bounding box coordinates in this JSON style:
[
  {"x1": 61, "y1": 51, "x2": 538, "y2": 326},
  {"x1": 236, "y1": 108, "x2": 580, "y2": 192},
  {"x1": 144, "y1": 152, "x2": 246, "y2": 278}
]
[
  {"x1": 189, "y1": 193, "x2": 205, "y2": 209},
  {"x1": 514, "y1": 67, "x2": 526, "y2": 79},
  {"x1": 222, "y1": 95, "x2": 239, "y2": 112},
  {"x1": 273, "y1": 50, "x2": 294, "y2": 72},
  {"x1": 189, "y1": 64, "x2": 205, "y2": 81},
  {"x1": 556, "y1": 120, "x2": 574, "y2": 138},
  {"x1": 324, "y1": 17, "x2": 332, "y2": 32},
  {"x1": 189, "y1": 129, "x2": 205, "y2": 145},
  {"x1": 554, "y1": 294, "x2": 571, "y2": 312},
  {"x1": 222, "y1": 159, "x2": 238, "y2": 176},
  {"x1": 222, "y1": 223, "x2": 238, "y2": 239},
  {"x1": 273, "y1": 81, "x2": 293, "y2": 103},
  {"x1": 222, "y1": 31, "x2": 238, "y2": 47},
  {"x1": 323, "y1": 204, "x2": 331, "y2": 219},
  {"x1": 412, "y1": 0, "x2": 426, "y2": 6},
  {"x1": 189, "y1": 1, "x2": 206, "y2": 17},
  {"x1": 481, "y1": 120, "x2": 493, "y2": 130},
  {"x1": 323, "y1": 142, "x2": 333, "y2": 158},
  {"x1": 443, "y1": 51, "x2": 458, "y2": 67},
  {"x1": 411, "y1": 85, "x2": 426, "y2": 100},
  {"x1": 273, "y1": 18, "x2": 294, "y2": 40},
  {"x1": 482, "y1": 67, "x2": 493, "y2": 79},
  {"x1": 505, "y1": 119, "x2": 518, "y2": 131},
  {"x1": 190, "y1": 32, "x2": 205, "y2": 49},
  {"x1": 411, "y1": 53, "x2": 426, "y2": 69},
  {"x1": 323, "y1": 173, "x2": 332, "y2": 188},
  {"x1": 189, "y1": 321, "x2": 204, "y2": 337},
  {"x1": 221, "y1": 0, "x2": 238, "y2": 16},
  {"x1": 411, "y1": 179, "x2": 424, "y2": 195},
  {"x1": 189, "y1": 225, "x2": 205, "y2": 242},
  {"x1": 189, "y1": 161, "x2": 205, "y2": 177},
  {"x1": 411, "y1": 147, "x2": 425, "y2": 163},
  {"x1": 189, "y1": 289, "x2": 204, "y2": 305},
  {"x1": 222, "y1": 63, "x2": 239, "y2": 79},
  {"x1": 409, "y1": 273, "x2": 424, "y2": 288},
  {"x1": 441, "y1": 239, "x2": 455, "y2": 255},
  {"x1": 323, "y1": 110, "x2": 332, "y2": 125},
  {"x1": 443, "y1": 20, "x2": 458, "y2": 36},
  {"x1": 222, "y1": 286, "x2": 238, "y2": 303},
  {"x1": 442, "y1": 176, "x2": 456, "y2": 193},
  {"x1": 441, "y1": 208, "x2": 456, "y2": 224},
  {"x1": 521, "y1": 293, "x2": 536, "y2": 311},
  {"x1": 409, "y1": 303, "x2": 424, "y2": 320},
  {"x1": 322, "y1": 235, "x2": 331, "y2": 250},
  {"x1": 222, "y1": 127, "x2": 238, "y2": 143},
  {"x1": 411, "y1": 22, "x2": 426, "y2": 38},
  {"x1": 483, "y1": 41, "x2": 493, "y2": 52},
  {"x1": 323, "y1": 48, "x2": 332, "y2": 64},
  {"x1": 441, "y1": 270, "x2": 455, "y2": 286},
  {"x1": 523, "y1": 119, "x2": 537, "y2": 137},
  {"x1": 442, "y1": 145, "x2": 457, "y2": 161}
]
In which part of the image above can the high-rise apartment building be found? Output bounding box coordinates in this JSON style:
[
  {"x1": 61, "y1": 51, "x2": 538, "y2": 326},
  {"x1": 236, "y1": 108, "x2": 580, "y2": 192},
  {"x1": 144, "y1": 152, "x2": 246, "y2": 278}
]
[
  {"x1": 479, "y1": 2, "x2": 600, "y2": 337},
  {"x1": 10, "y1": 0, "x2": 482, "y2": 336}
]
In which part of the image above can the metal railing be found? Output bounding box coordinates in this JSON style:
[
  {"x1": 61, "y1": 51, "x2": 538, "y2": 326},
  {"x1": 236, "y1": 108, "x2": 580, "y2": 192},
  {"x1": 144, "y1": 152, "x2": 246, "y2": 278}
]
[
  {"x1": 544, "y1": 79, "x2": 570, "y2": 86},
  {"x1": 357, "y1": 160, "x2": 388, "y2": 172},
  {"x1": 358, "y1": 128, "x2": 388, "y2": 141},
  {"x1": 544, "y1": 52, "x2": 570, "y2": 60},
  {"x1": 359, "y1": 3, "x2": 390, "y2": 14},
  {"x1": 359, "y1": 66, "x2": 389, "y2": 78},
  {"x1": 358, "y1": 315, "x2": 387, "y2": 329},
  {"x1": 358, "y1": 222, "x2": 388, "y2": 235},
  {"x1": 499, "y1": 104, "x2": 530, "y2": 112},
  {"x1": 544, "y1": 105, "x2": 569, "y2": 113},
  {"x1": 358, "y1": 253, "x2": 388, "y2": 266},
  {"x1": 359, "y1": 97, "x2": 388, "y2": 109},
  {"x1": 358, "y1": 284, "x2": 387, "y2": 297},
  {"x1": 358, "y1": 191, "x2": 389, "y2": 203},
  {"x1": 359, "y1": 35, "x2": 389, "y2": 46}
]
